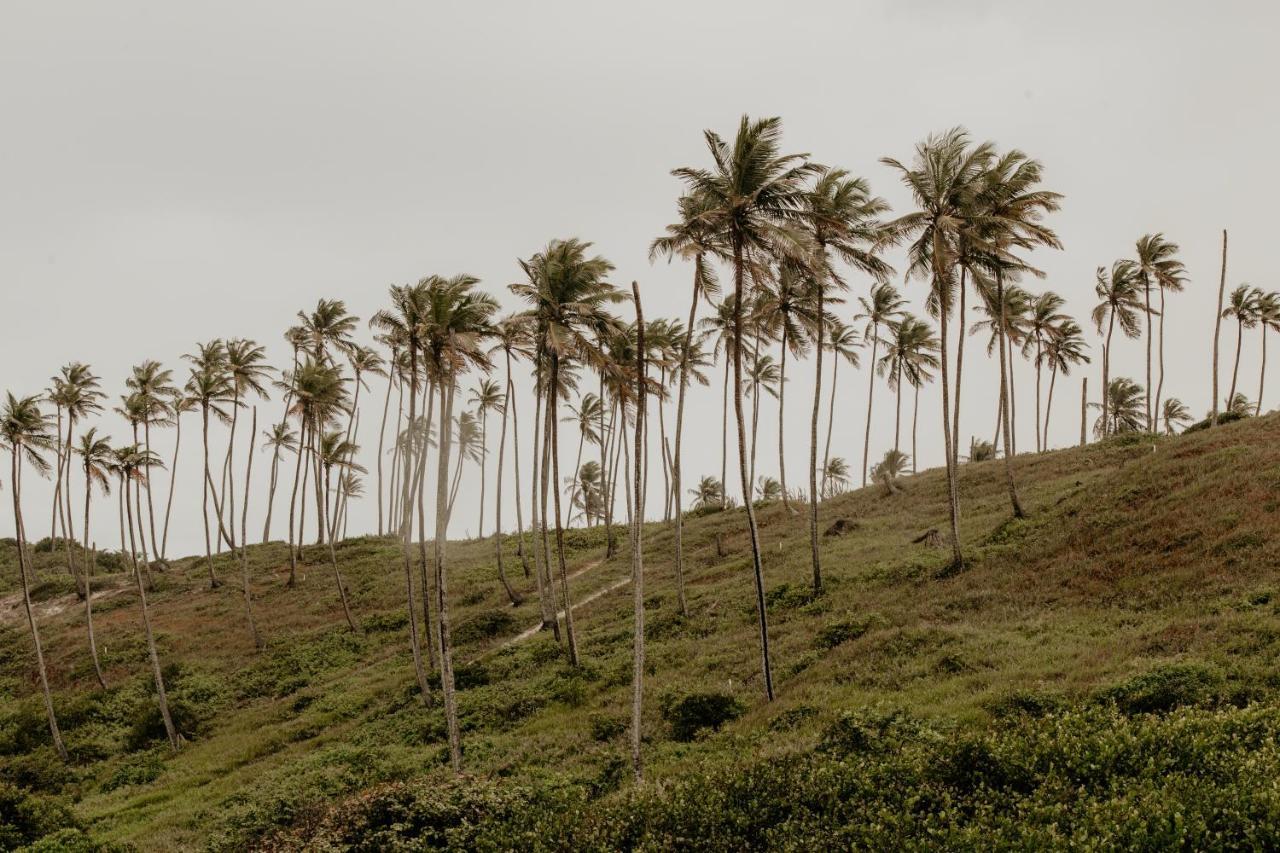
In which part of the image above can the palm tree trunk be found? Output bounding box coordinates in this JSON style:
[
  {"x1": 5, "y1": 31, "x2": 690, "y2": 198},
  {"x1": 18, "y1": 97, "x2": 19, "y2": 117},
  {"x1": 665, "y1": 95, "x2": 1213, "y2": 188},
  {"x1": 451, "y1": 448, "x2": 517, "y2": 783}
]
[
  {"x1": 778, "y1": 327, "x2": 792, "y2": 511},
  {"x1": 951, "y1": 268, "x2": 968, "y2": 471},
  {"x1": 1213, "y1": 230, "x2": 1228, "y2": 425},
  {"x1": 124, "y1": 475, "x2": 180, "y2": 752},
  {"x1": 161, "y1": 411, "x2": 182, "y2": 560},
  {"x1": 318, "y1": 452, "x2": 357, "y2": 632},
  {"x1": 862, "y1": 330, "x2": 880, "y2": 487},
  {"x1": 893, "y1": 364, "x2": 903, "y2": 454},
  {"x1": 50, "y1": 404, "x2": 64, "y2": 545},
  {"x1": 1229, "y1": 317, "x2": 1244, "y2": 408},
  {"x1": 239, "y1": 407, "x2": 262, "y2": 649},
  {"x1": 530, "y1": 380, "x2": 558, "y2": 637},
  {"x1": 12, "y1": 450, "x2": 69, "y2": 761},
  {"x1": 493, "y1": 370, "x2": 520, "y2": 607},
  {"x1": 548, "y1": 354, "x2": 579, "y2": 666},
  {"x1": 199, "y1": 407, "x2": 221, "y2": 588},
  {"x1": 143, "y1": 420, "x2": 161, "y2": 558},
  {"x1": 1155, "y1": 285, "x2": 1167, "y2": 430},
  {"x1": 1043, "y1": 364, "x2": 1058, "y2": 451},
  {"x1": 808, "y1": 281, "x2": 824, "y2": 593},
  {"x1": 434, "y1": 379, "x2": 463, "y2": 771},
  {"x1": 936, "y1": 272, "x2": 964, "y2": 569},
  {"x1": 1103, "y1": 313, "x2": 1116, "y2": 437},
  {"x1": 670, "y1": 271, "x2": 701, "y2": 617},
  {"x1": 376, "y1": 360, "x2": 395, "y2": 536},
  {"x1": 286, "y1": 418, "x2": 307, "y2": 587},
  {"x1": 477, "y1": 409, "x2": 488, "y2": 539},
  {"x1": 1080, "y1": 377, "x2": 1088, "y2": 446},
  {"x1": 1144, "y1": 274, "x2": 1154, "y2": 432},
  {"x1": 262, "y1": 442, "x2": 281, "y2": 544},
  {"x1": 507, "y1": 358, "x2": 532, "y2": 579},
  {"x1": 81, "y1": 477, "x2": 106, "y2": 688},
  {"x1": 1007, "y1": 332, "x2": 1019, "y2": 456},
  {"x1": 732, "y1": 235, "x2": 774, "y2": 701},
  {"x1": 396, "y1": 359, "x2": 432, "y2": 703},
  {"x1": 996, "y1": 270, "x2": 1026, "y2": 518},
  {"x1": 630, "y1": 281, "x2": 647, "y2": 781},
  {"x1": 656, "y1": 366, "x2": 671, "y2": 523},
  {"x1": 220, "y1": 391, "x2": 241, "y2": 553},
  {"x1": 821, "y1": 354, "x2": 839, "y2": 497},
  {"x1": 720, "y1": 357, "x2": 729, "y2": 508},
  {"x1": 1034, "y1": 341, "x2": 1043, "y2": 452},
  {"x1": 1257, "y1": 324, "x2": 1268, "y2": 416},
  {"x1": 416, "y1": 379, "x2": 440, "y2": 669},
  {"x1": 911, "y1": 381, "x2": 920, "y2": 474},
  {"x1": 566, "y1": 428, "x2": 586, "y2": 524}
]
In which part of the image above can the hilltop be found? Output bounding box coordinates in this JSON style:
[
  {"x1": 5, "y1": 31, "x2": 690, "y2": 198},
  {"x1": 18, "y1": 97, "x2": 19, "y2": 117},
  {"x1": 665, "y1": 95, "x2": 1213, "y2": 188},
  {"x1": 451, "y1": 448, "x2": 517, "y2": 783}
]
[{"x1": 3, "y1": 413, "x2": 1280, "y2": 850}]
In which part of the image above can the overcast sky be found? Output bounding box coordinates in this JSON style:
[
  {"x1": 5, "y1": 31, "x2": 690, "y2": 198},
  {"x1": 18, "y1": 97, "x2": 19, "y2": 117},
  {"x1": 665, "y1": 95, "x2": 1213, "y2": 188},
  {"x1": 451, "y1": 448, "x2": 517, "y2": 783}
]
[{"x1": 2, "y1": 1, "x2": 1276, "y2": 555}]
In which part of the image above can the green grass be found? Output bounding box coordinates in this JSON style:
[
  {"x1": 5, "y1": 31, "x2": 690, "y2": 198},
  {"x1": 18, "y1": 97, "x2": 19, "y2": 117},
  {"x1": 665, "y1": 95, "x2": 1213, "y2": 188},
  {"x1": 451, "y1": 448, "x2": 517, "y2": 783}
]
[{"x1": 3, "y1": 413, "x2": 1280, "y2": 849}]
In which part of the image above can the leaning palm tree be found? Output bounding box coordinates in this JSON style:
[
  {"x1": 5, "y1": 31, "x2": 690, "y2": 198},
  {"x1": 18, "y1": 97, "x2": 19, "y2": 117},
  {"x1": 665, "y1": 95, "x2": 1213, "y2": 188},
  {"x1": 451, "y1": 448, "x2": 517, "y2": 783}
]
[
  {"x1": 1134, "y1": 234, "x2": 1186, "y2": 430},
  {"x1": 1093, "y1": 377, "x2": 1146, "y2": 436},
  {"x1": 855, "y1": 283, "x2": 907, "y2": 487},
  {"x1": 1222, "y1": 285, "x2": 1261, "y2": 409},
  {"x1": 75, "y1": 428, "x2": 114, "y2": 688},
  {"x1": 1227, "y1": 392, "x2": 1254, "y2": 417},
  {"x1": 688, "y1": 475, "x2": 723, "y2": 510},
  {"x1": 512, "y1": 239, "x2": 620, "y2": 669},
  {"x1": 297, "y1": 298, "x2": 359, "y2": 365},
  {"x1": 882, "y1": 127, "x2": 996, "y2": 569},
  {"x1": 1091, "y1": 261, "x2": 1144, "y2": 438},
  {"x1": 871, "y1": 448, "x2": 910, "y2": 495},
  {"x1": 755, "y1": 475, "x2": 783, "y2": 503},
  {"x1": 49, "y1": 364, "x2": 105, "y2": 596},
  {"x1": 1255, "y1": 290, "x2": 1280, "y2": 415},
  {"x1": 650, "y1": 189, "x2": 725, "y2": 612},
  {"x1": 1038, "y1": 319, "x2": 1090, "y2": 449},
  {"x1": 1161, "y1": 398, "x2": 1192, "y2": 435},
  {"x1": 468, "y1": 379, "x2": 504, "y2": 539},
  {"x1": 821, "y1": 456, "x2": 851, "y2": 498},
  {"x1": 1023, "y1": 292, "x2": 1070, "y2": 452},
  {"x1": 114, "y1": 443, "x2": 181, "y2": 751},
  {"x1": 183, "y1": 341, "x2": 233, "y2": 587},
  {"x1": 820, "y1": 320, "x2": 860, "y2": 494},
  {"x1": 2, "y1": 393, "x2": 68, "y2": 761}
]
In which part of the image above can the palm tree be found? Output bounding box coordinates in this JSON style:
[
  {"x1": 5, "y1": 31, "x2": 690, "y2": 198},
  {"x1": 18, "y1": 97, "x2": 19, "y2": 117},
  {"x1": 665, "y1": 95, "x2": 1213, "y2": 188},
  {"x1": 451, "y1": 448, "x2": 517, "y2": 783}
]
[
  {"x1": 316, "y1": 429, "x2": 364, "y2": 540},
  {"x1": 972, "y1": 281, "x2": 1031, "y2": 454},
  {"x1": 871, "y1": 448, "x2": 909, "y2": 495},
  {"x1": 371, "y1": 336, "x2": 402, "y2": 536},
  {"x1": 490, "y1": 316, "x2": 534, "y2": 590},
  {"x1": 688, "y1": 475, "x2": 723, "y2": 509},
  {"x1": 446, "y1": 409, "x2": 482, "y2": 518},
  {"x1": 650, "y1": 190, "x2": 725, "y2": 614},
  {"x1": 297, "y1": 298, "x2": 358, "y2": 365},
  {"x1": 125, "y1": 360, "x2": 177, "y2": 559},
  {"x1": 2, "y1": 393, "x2": 68, "y2": 761},
  {"x1": 1093, "y1": 377, "x2": 1146, "y2": 436},
  {"x1": 755, "y1": 262, "x2": 814, "y2": 513},
  {"x1": 75, "y1": 427, "x2": 113, "y2": 688},
  {"x1": 756, "y1": 475, "x2": 783, "y2": 502},
  {"x1": 1222, "y1": 285, "x2": 1260, "y2": 409},
  {"x1": 563, "y1": 392, "x2": 602, "y2": 526},
  {"x1": 1023, "y1": 292, "x2": 1070, "y2": 452},
  {"x1": 51, "y1": 364, "x2": 106, "y2": 597},
  {"x1": 879, "y1": 314, "x2": 939, "y2": 457},
  {"x1": 699, "y1": 296, "x2": 742, "y2": 510},
  {"x1": 882, "y1": 127, "x2": 996, "y2": 569},
  {"x1": 183, "y1": 340, "x2": 233, "y2": 587},
  {"x1": 1161, "y1": 398, "x2": 1192, "y2": 435},
  {"x1": 423, "y1": 273, "x2": 499, "y2": 772},
  {"x1": 1134, "y1": 234, "x2": 1186, "y2": 430},
  {"x1": 966, "y1": 438, "x2": 996, "y2": 462},
  {"x1": 468, "y1": 379, "x2": 503, "y2": 539},
  {"x1": 1255, "y1": 290, "x2": 1280, "y2": 415},
  {"x1": 220, "y1": 339, "x2": 272, "y2": 552},
  {"x1": 855, "y1": 283, "x2": 907, "y2": 487},
  {"x1": 570, "y1": 460, "x2": 605, "y2": 526},
  {"x1": 236, "y1": 406, "x2": 262, "y2": 650},
  {"x1": 1038, "y1": 319, "x2": 1090, "y2": 449},
  {"x1": 1091, "y1": 261, "x2": 1144, "y2": 437},
  {"x1": 821, "y1": 456, "x2": 851, "y2": 498},
  {"x1": 114, "y1": 443, "x2": 181, "y2": 751},
  {"x1": 629, "y1": 280, "x2": 648, "y2": 781},
  {"x1": 259, "y1": 422, "x2": 297, "y2": 542},
  {"x1": 821, "y1": 320, "x2": 860, "y2": 494},
  {"x1": 1227, "y1": 392, "x2": 1253, "y2": 417},
  {"x1": 160, "y1": 391, "x2": 195, "y2": 561},
  {"x1": 332, "y1": 344, "x2": 383, "y2": 535},
  {"x1": 513, "y1": 239, "x2": 620, "y2": 669},
  {"x1": 744, "y1": 352, "x2": 780, "y2": 488}
]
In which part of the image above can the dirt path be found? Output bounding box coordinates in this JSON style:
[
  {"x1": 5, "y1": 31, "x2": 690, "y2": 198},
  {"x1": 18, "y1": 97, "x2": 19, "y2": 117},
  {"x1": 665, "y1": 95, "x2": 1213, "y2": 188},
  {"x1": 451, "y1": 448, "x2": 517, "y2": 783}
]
[
  {"x1": 0, "y1": 587, "x2": 128, "y2": 628},
  {"x1": 497, "y1": 556, "x2": 631, "y2": 650}
]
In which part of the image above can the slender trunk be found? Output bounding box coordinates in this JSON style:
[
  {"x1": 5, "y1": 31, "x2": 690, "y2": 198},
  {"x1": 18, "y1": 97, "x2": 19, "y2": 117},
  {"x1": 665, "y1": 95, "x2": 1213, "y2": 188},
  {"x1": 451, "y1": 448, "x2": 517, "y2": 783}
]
[
  {"x1": 1034, "y1": 339, "x2": 1043, "y2": 452},
  {"x1": 732, "y1": 236, "x2": 774, "y2": 701},
  {"x1": 656, "y1": 365, "x2": 671, "y2": 523},
  {"x1": 220, "y1": 392, "x2": 240, "y2": 553},
  {"x1": 1103, "y1": 312, "x2": 1116, "y2": 437},
  {"x1": 671, "y1": 270, "x2": 701, "y2": 617},
  {"x1": 1043, "y1": 364, "x2": 1058, "y2": 451},
  {"x1": 377, "y1": 358, "x2": 395, "y2": 536},
  {"x1": 1155, "y1": 285, "x2": 1168, "y2": 427},
  {"x1": 161, "y1": 411, "x2": 182, "y2": 559},
  {"x1": 1228, "y1": 318, "x2": 1244, "y2": 408},
  {"x1": 548, "y1": 354, "x2": 579, "y2": 666},
  {"x1": 508, "y1": 358, "x2": 531, "y2": 579},
  {"x1": 81, "y1": 476, "x2": 106, "y2": 687},
  {"x1": 262, "y1": 439, "x2": 282, "y2": 544},
  {"x1": 566, "y1": 429, "x2": 586, "y2": 524},
  {"x1": 530, "y1": 380, "x2": 558, "y2": 636},
  {"x1": 13, "y1": 451, "x2": 68, "y2": 761},
  {"x1": 50, "y1": 404, "x2": 64, "y2": 546},
  {"x1": 809, "y1": 281, "x2": 824, "y2": 592},
  {"x1": 952, "y1": 268, "x2": 968, "y2": 471},
  {"x1": 1144, "y1": 274, "x2": 1154, "y2": 432},
  {"x1": 239, "y1": 407, "x2": 262, "y2": 649},
  {"x1": 778, "y1": 327, "x2": 792, "y2": 511},
  {"x1": 494, "y1": 368, "x2": 520, "y2": 606},
  {"x1": 1258, "y1": 325, "x2": 1268, "y2": 416},
  {"x1": 893, "y1": 364, "x2": 903, "y2": 454},
  {"x1": 62, "y1": 418, "x2": 84, "y2": 596},
  {"x1": 720, "y1": 357, "x2": 729, "y2": 508},
  {"x1": 630, "y1": 281, "x2": 646, "y2": 781},
  {"x1": 286, "y1": 417, "x2": 307, "y2": 586},
  {"x1": 1007, "y1": 331, "x2": 1018, "y2": 456},
  {"x1": 912, "y1": 381, "x2": 920, "y2": 474},
  {"x1": 1080, "y1": 377, "x2": 1088, "y2": 446},
  {"x1": 199, "y1": 407, "x2": 221, "y2": 588},
  {"x1": 414, "y1": 383, "x2": 438, "y2": 669},
  {"x1": 1212, "y1": 230, "x2": 1228, "y2": 425},
  {"x1": 434, "y1": 379, "x2": 463, "y2": 771},
  {"x1": 821, "y1": 355, "x2": 839, "y2": 497},
  {"x1": 477, "y1": 409, "x2": 488, "y2": 539},
  {"x1": 862, "y1": 330, "x2": 880, "y2": 487},
  {"x1": 143, "y1": 420, "x2": 161, "y2": 557},
  {"x1": 936, "y1": 271, "x2": 964, "y2": 569},
  {"x1": 398, "y1": 357, "x2": 435, "y2": 691},
  {"x1": 124, "y1": 474, "x2": 180, "y2": 751},
  {"x1": 996, "y1": 270, "x2": 1026, "y2": 518},
  {"x1": 319, "y1": 457, "x2": 357, "y2": 632}
]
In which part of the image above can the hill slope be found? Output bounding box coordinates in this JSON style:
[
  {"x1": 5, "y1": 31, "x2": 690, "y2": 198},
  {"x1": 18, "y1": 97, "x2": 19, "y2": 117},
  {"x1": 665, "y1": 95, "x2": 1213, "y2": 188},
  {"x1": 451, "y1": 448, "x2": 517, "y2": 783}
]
[{"x1": 3, "y1": 414, "x2": 1280, "y2": 850}]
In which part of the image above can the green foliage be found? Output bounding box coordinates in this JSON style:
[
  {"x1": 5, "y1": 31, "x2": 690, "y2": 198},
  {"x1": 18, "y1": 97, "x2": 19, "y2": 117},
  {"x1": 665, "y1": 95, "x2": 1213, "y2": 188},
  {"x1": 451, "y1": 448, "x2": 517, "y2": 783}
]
[
  {"x1": 1101, "y1": 662, "x2": 1225, "y2": 715},
  {"x1": 235, "y1": 631, "x2": 365, "y2": 699},
  {"x1": 452, "y1": 609, "x2": 517, "y2": 645},
  {"x1": 660, "y1": 691, "x2": 745, "y2": 742},
  {"x1": 126, "y1": 665, "x2": 228, "y2": 750},
  {"x1": 0, "y1": 782, "x2": 78, "y2": 851},
  {"x1": 815, "y1": 615, "x2": 870, "y2": 649}
]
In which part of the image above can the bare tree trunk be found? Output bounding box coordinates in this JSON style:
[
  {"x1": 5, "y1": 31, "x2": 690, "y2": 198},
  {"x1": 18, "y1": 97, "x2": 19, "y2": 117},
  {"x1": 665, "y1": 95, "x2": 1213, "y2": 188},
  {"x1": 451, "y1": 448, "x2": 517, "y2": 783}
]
[
  {"x1": 262, "y1": 436, "x2": 282, "y2": 544},
  {"x1": 1102, "y1": 313, "x2": 1116, "y2": 437},
  {"x1": 1034, "y1": 340, "x2": 1043, "y2": 452},
  {"x1": 893, "y1": 363, "x2": 903, "y2": 453},
  {"x1": 996, "y1": 270, "x2": 1026, "y2": 518},
  {"x1": 630, "y1": 281, "x2": 647, "y2": 781},
  {"x1": 220, "y1": 390, "x2": 241, "y2": 553},
  {"x1": 1212, "y1": 230, "x2": 1228, "y2": 426},
  {"x1": 1007, "y1": 331, "x2": 1019, "y2": 456},
  {"x1": 143, "y1": 419, "x2": 161, "y2": 558},
  {"x1": 50, "y1": 404, "x2": 65, "y2": 546},
  {"x1": 13, "y1": 451, "x2": 68, "y2": 761},
  {"x1": 434, "y1": 379, "x2": 463, "y2": 771},
  {"x1": 239, "y1": 407, "x2": 262, "y2": 649},
  {"x1": 861, "y1": 329, "x2": 880, "y2": 487}
]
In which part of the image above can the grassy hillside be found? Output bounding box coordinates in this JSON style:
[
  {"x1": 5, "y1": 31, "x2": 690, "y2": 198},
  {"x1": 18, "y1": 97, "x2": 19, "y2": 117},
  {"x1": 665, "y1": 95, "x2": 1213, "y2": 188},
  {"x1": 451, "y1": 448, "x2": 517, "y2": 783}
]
[{"x1": 3, "y1": 413, "x2": 1280, "y2": 850}]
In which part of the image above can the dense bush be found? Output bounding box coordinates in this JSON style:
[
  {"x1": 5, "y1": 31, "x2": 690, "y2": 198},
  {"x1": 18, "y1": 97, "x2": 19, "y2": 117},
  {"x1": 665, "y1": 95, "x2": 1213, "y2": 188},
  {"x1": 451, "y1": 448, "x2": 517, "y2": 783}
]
[
  {"x1": 452, "y1": 609, "x2": 517, "y2": 645},
  {"x1": 0, "y1": 782, "x2": 78, "y2": 850},
  {"x1": 660, "y1": 691, "x2": 745, "y2": 742}
]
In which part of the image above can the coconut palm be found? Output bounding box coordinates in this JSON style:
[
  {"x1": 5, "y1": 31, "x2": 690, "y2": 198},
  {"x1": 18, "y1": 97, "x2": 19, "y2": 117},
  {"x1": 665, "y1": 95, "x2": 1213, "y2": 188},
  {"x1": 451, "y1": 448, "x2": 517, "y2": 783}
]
[
  {"x1": 264, "y1": 326, "x2": 309, "y2": 543},
  {"x1": 259, "y1": 422, "x2": 297, "y2": 543},
  {"x1": 755, "y1": 262, "x2": 815, "y2": 513},
  {"x1": 966, "y1": 438, "x2": 996, "y2": 462},
  {"x1": 2, "y1": 393, "x2": 68, "y2": 761},
  {"x1": 125, "y1": 360, "x2": 177, "y2": 560},
  {"x1": 219, "y1": 339, "x2": 272, "y2": 551},
  {"x1": 513, "y1": 239, "x2": 619, "y2": 669},
  {"x1": 882, "y1": 127, "x2": 997, "y2": 568},
  {"x1": 468, "y1": 379, "x2": 504, "y2": 539},
  {"x1": 1091, "y1": 261, "x2": 1144, "y2": 437},
  {"x1": 1161, "y1": 398, "x2": 1192, "y2": 435},
  {"x1": 316, "y1": 429, "x2": 364, "y2": 540},
  {"x1": 1093, "y1": 377, "x2": 1146, "y2": 436},
  {"x1": 48, "y1": 363, "x2": 105, "y2": 594},
  {"x1": 650, "y1": 189, "x2": 725, "y2": 613},
  {"x1": 688, "y1": 475, "x2": 723, "y2": 509},
  {"x1": 75, "y1": 427, "x2": 113, "y2": 688},
  {"x1": 1223, "y1": 285, "x2": 1260, "y2": 409},
  {"x1": 183, "y1": 341, "x2": 233, "y2": 587},
  {"x1": 159, "y1": 391, "x2": 195, "y2": 561},
  {"x1": 1134, "y1": 234, "x2": 1186, "y2": 430},
  {"x1": 1038, "y1": 319, "x2": 1090, "y2": 449},
  {"x1": 1255, "y1": 290, "x2": 1280, "y2": 415},
  {"x1": 1023, "y1": 292, "x2": 1070, "y2": 452},
  {"x1": 563, "y1": 391, "x2": 602, "y2": 526},
  {"x1": 821, "y1": 320, "x2": 861, "y2": 494},
  {"x1": 297, "y1": 298, "x2": 358, "y2": 365},
  {"x1": 490, "y1": 315, "x2": 535, "y2": 592},
  {"x1": 821, "y1": 456, "x2": 851, "y2": 498},
  {"x1": 879, "y1": 314, "x2": 940, "y2": 457},
  {"x1": 855, "y1": 283, "x2": 907, "y2": 488},
  {"x1": 756, "y1": 475, "x2": 783, "y2": 502},
  {"x1": 871, "y1": 448, "x2": 910, "y2": 495},
  {"x1": 1227, "y1": 392, "x2": 1253, "y2": 417}
]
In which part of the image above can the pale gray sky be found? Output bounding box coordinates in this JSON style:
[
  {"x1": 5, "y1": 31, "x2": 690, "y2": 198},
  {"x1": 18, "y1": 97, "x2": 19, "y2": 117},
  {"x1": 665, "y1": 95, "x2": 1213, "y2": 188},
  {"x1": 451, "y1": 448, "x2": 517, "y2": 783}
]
[{"x1": 2, "y1": 1, "x2": 1276, "y2": 554}]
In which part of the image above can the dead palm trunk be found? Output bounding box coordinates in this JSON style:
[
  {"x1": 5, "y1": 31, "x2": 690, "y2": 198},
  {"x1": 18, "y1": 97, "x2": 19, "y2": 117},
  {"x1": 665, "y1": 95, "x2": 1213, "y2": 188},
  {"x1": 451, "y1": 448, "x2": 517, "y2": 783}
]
[
  {"x1": 630, "y1": 281, "x2": 647, "y2": 781},
  {"x1": 12, "y1": 450, "x2": 69, "y2": 761},
  {"x1": 161, "y1": 409, "x2": 182, "y2": 560},
  {"x1": 808, "y1": 282, "x2": 825, "y2": 593},
  {"x1": 732, "y1": 236, "x2": 774, "y2": 700},
  {"x1": 239, "y1": 406, "x2": 262, "y2": 649},
  {"x1": 1212, "y1": 230, "x2": 1228, "y2": 426},
  {"x1": 996, "y1": 269, "x2": 1026, "y2": 518},
  {"x1": 861, "y1": 327, "x2": 880, "y2": 487},
  {"x1": 548, "y1": 353, "x2": 579, "y2": 666},
  {"x1": 81, "y1": 476, "x2": 106, "y2": 688},
  {"x1": 124, "y1": 474, "x2": 180, "y2": 752},
  {"x1": 670, "y1": 268, "x2": 702, "y2": 618},
  {"x1": 434, "y1": 379, "x2": 463, "y2": 771}
]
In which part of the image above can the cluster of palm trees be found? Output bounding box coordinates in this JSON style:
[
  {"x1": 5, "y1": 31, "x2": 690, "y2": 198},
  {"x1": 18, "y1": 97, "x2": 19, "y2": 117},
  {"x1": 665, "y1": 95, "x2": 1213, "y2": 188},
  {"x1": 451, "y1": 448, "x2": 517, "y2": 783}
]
[{"x1": 4, "y1": 116, "x2": 1270, "y2": 779}]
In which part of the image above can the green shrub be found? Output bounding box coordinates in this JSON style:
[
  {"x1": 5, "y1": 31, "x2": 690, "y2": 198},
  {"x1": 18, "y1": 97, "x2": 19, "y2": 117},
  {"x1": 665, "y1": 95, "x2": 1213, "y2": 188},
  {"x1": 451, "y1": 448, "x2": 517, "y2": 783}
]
[
  {"x1": 100, "y1": 751, "x2": 165, "y2": 792},
  {"x1": 1102, "y1": 662, "x2": 1224, "y2": 714},
  {"x1": 589, "y1": 714, "x2": 625, "y2": 742},
  {"x1": 360, "y1": 611, "x2": 408, "y2": 633},
  {"x1": 126, "y1": 666, "x2": 228, "y2": 750},
  {"x1": 0, "y1": 782, "x2": 78, "y2": 850},
  {"x1": 452, "y1": 609, "x2": 517, "y2": 646},
  {"x1": 660, "y1": 691, "x2": 744, "y2": 741},
  {"x1": 815, "y1": 616, "x2": 870, "y2": 649}
]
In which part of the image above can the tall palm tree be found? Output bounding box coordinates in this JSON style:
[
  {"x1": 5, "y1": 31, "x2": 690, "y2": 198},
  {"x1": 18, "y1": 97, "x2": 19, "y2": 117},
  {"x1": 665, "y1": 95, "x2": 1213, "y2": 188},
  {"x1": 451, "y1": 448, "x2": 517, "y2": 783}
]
[
  {"x1": 972, "y1": 281, "x2": 1031, "y2": 453},
  {"x1": 114, "y1": 443, "x2": 181, "y2": 751},
  {"x1": 125, "y1": 360, "x2": 177, "y2": 559},
  {"x1": 1093, "y1": 377, "x2": 1146, "y2": 436},
  {"x1": 882, "y1": 127, "x2": 997, "y2": 569},
  {"x1": 671, "y1": 116, "x2": 819, "y2": 700},
  {"x1": 855, "y1": 283, "x2": 907, "y2": 488},
  {"x1": 1038, "y1": 319, "x2": 1090, "y2": 450},
  {"x1": 1222, "y1": 284, "x2": 1260, "y2": 409},
  {"x1": 297, "y1": 298, "x2": 358, "y2": 365},
  {"x1": 1091, "y1": 261, "x2": 1144, "y2": 438},
  {"x1": 75, "y1": 427, "x2": 113, "y2": 688},
  {"x1": 490, "y1": 315, "x2": 535, "y2": 586},
  {"x1": 259, "y1": 422, "x2": 297, "y2": 542},
  {"x1": 2, "y1": 393, "x2": 68, "y2": 761},
  {"x1": 821, "y1": 320, "x2": 860, "y2": 495},
  {"x1": 513, "y1": 239, "x2": 620, "y2": 669},
  {"x1": 469, "y1": 379, "x2": 504, "y2": 539},
  {"x1": 1255, "y1": 290, "x2": 1280, "y2": 415},
  {"x1": 422, "y1": 273, "x2": 499, "y2": 772},
  {"x1": 1023, "y1": 292, "x2": 1070, "y2": 452},
  {"x1": 49, "y1": 363, "x2": 104, "y2": 595},
  {"x1": 160, "y1": 391, "x2": 195, "y2": 561},
  {"x1": 183, "y1": 340, "x2": 233, "y2": 587},
  {"x1": 756, "y1": 262, "x2": 815, "y2": 513},
  {"x1": 880, "y1": 314, "x2": 940, "y2": 456},
  {"x1": 1134, "y1": 234, "x2": 1186, "y2": 430},
  {"x1": 563, "y1": 392, "x2": 602, "y2": 525},
  {"x1": 650, "y1": 190, "x2": 724, "y2": 612},
  {"x1": 220, "y1": 339, "x2": 272, "y2": 552},
  {"x1": 1161, "y1": 398, "x2": 1192, "y2": 434}
]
